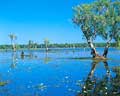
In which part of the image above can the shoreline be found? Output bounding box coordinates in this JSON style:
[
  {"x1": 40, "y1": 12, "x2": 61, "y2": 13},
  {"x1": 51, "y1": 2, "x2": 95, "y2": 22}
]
[{"x1": 0, "y1": 47, "x2": 119, "y2": 52}]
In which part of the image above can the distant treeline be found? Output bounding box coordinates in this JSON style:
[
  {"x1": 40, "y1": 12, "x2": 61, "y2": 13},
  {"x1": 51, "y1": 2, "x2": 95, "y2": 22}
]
[{"x1": 0, "y1": 43, "x2": 117, "y2": 50}]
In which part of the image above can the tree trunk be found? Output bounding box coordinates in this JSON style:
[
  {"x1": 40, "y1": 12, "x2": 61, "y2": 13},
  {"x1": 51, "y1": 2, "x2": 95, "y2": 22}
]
[
  {"x1": 81, "y1": 25, "x2": 101, "y2": 58},
  {"x1": 87, "y1": 39, "x2": 98, "y2": 58},
  {"x1": 81, "y1": 25, "x2": 98, "y2": 58},
  {"x1": 103, "y1": 61, "x2": 110, "y2": 74},
  {"x1": 11, "y1": 40, "x2": 16, "y2": 52},
  {"x1": 87, "y1": 39, "x2": 107, "y2": 60},
  {"x1": 103, "y1": 37, "x2": 112, "y2": 58},
  {"x1": 88, "y1": 61, "x2": 98, "y2": 78},
  {"x1": 45, "y1": 44, "x2": 48, "y2": 52},
  {"x1": 103, "y1": 43, "x2": 109, "y2": 58}
]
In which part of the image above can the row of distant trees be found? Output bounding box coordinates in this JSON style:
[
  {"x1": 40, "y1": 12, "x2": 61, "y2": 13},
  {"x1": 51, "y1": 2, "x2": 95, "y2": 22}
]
[
  {"x1": 7, "y1": 33, "x2": 50, "y2": 51},
  {"x1": 1, "y1": 32, "x2": 119, "y2": 51},
  {"x1": 0, "y1": 42, "x2": 117, "y2": 50}
]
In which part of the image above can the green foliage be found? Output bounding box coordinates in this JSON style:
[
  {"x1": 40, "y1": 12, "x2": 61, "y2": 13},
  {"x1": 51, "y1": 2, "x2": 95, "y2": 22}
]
[
  {"x1": 0, "y1": 43, "x2": 117, "y2": 50},
  {"x1": 0, "y1": 81, "x2": 9, "y2": 86},
  {"x1": 116, "y1": 36, "x2": 120, "y2": 47},
  {"x1": 73, "y1": 0, "x2": 120, "y2": 42}
]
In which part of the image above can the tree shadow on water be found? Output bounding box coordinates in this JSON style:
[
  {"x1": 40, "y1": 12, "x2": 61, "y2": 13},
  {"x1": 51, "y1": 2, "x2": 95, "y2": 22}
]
[{"x1": 77, "y1": 60, "x2": 120, "y2": 96}]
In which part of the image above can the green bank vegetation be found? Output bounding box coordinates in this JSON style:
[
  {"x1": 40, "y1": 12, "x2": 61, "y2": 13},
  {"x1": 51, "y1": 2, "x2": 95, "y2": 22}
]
[{"x1": 0, "y1": 43, "x2": 117, "y2": 51}]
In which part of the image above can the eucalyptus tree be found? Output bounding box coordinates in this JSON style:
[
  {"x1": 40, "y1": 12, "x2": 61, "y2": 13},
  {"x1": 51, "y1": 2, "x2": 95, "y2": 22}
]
[
  {"x1": 100, "y1": 0, "x2": 120, "y2": 57},
  {"x1": 44, "y1": 38, "x2": 49, "y2": 52},
  {"x1": 8, "y1": 33, "x2": 17, "y2": 52},
  {"x1": 73, "y1": 0, "x2": 120, "y2": 58}
]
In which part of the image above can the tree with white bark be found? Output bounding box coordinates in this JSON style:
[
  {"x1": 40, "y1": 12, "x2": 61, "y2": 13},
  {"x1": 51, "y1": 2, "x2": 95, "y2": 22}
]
[
  {"x1": 44, "y1": 38, "x2": 49, "y2": 52},
  {"x1": 73, "y1": 0, "x2": 120, "y2": 59},
  {"x1": 9, "y1": 33, "x2": 17, "y2": 52}
]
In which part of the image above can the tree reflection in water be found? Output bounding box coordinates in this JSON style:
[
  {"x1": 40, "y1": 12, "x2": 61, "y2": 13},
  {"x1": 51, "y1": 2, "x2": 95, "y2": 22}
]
[
  {"x1": 11, "y1": 51, "x2": 18, "y2": 69},
  {"x1": 44, "y1": 52, "x2": 51, "y2": 64},
  {"x1": 77, "y1": 60, "x2": 120, "y2": 96}
]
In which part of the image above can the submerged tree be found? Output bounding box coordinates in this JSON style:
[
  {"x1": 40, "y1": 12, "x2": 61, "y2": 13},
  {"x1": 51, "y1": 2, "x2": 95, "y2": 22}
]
[
  {"x1": 44, "y1": 38, "x2": 50, "y2": 52},
  {"x1": 73, "y1": 0, "x2": 120, "y2": 58},
  {"x1": 9, "y1": 33, "x2": 17, "y2": 52}
]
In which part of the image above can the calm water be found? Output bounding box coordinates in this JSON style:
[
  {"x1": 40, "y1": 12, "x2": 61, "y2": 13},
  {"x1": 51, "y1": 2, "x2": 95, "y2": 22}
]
[{"x1": 0, "y1": 48, "x2": 120, "y2": 96}]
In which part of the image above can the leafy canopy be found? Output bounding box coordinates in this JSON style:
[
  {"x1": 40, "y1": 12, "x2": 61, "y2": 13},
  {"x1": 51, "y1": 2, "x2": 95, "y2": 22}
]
[{"x1": 73, "y1": 0, "x2": 120, "y2": 42}]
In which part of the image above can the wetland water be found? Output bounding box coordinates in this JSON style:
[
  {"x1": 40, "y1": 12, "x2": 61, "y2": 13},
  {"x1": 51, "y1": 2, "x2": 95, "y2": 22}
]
[{"x1": 0, "y1": 48, "x2": 120, "y2": 96}]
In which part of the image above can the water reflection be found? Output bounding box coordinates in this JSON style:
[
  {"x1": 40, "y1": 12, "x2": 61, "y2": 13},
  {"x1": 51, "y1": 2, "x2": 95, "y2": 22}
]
[
  {"x1": 20, "y1": 50, "x2": 38, "y2": 60},
  {"x1": 2, "y1": 49, "x2": 119, "y2": 96},
  {"x1": 11, "y1": 52, "x2": 18, "y2": 69},
  {"x1": 77, "y1": 60, "x2": 120, "y2": 96},
  {"x1": 44, "y1": 52, "x2": 52, "y2": 64},
  {"x1": 20, "y1": 51, "x2": 52, "y2": 64}
]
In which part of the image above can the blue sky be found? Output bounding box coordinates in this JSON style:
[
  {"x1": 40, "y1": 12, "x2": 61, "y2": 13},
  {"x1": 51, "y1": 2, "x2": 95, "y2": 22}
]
[{"x1": 0, "y1": 0, "x2": 102, "y2": 44}]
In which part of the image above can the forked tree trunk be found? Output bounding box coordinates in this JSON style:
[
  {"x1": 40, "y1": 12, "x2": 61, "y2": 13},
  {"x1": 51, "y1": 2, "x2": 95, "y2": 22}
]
[{"x1": 81, "y1": 25, "x2": 99, "y2": 58}]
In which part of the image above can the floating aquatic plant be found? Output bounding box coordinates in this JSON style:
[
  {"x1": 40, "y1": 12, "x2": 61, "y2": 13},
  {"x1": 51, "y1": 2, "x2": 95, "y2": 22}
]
[{"x1": 0, "y1": 81, "x2": 9, "y2": 87}]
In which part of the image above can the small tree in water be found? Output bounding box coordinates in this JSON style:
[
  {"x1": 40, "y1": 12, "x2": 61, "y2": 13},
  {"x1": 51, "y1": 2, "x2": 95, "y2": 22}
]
[
  {"x1": 73, "y1": 0, "x2": 120, "y2": 59},
  {"x1": 44, "y1": 38, "x2": 49, "y2": 52},
  {"x1": 9, "y1": 33, "x2": 17, "y2": 52}
]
